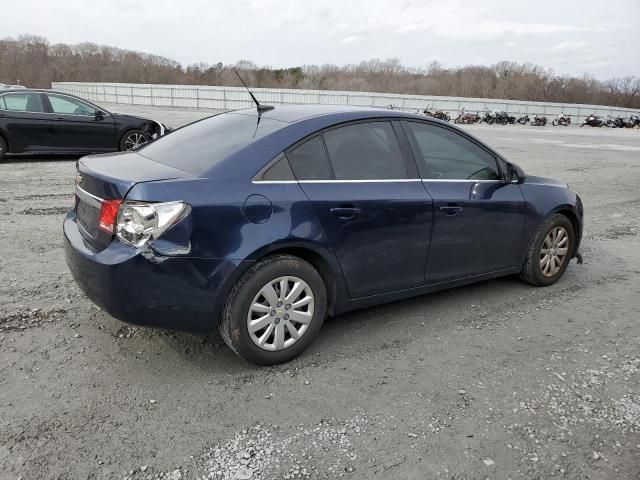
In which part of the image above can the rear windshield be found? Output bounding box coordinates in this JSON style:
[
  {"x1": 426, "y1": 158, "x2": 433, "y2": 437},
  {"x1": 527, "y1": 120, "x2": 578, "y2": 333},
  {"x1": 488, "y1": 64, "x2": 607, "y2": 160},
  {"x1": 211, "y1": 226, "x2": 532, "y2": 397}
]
[{"x1": 138, "y1": 112, "x2": 287, "y2": 175}]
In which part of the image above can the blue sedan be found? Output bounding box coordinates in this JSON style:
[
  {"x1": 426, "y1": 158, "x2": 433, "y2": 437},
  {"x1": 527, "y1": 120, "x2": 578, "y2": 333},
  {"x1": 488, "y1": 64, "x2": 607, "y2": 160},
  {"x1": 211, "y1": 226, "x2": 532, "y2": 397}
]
[{"x1": 64, "y1": 105, "x2": 583, "y2": 365}]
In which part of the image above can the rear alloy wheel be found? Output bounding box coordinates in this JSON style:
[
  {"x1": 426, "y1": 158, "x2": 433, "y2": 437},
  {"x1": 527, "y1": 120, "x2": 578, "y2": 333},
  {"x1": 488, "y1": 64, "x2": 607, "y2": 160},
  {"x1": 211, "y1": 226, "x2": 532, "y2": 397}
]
[
  {"x1": 119, "y1": 129, "x2": 150, "y2": 151},
  {"x1": 520, "y1": 213, "x2": 575, "y2": 286},
  {"x1": 0, "y1": 136, "x2": 7, "y2": 162},
  {"x1": 220, "y1": 255, "x2": 327, "y2": 365}
]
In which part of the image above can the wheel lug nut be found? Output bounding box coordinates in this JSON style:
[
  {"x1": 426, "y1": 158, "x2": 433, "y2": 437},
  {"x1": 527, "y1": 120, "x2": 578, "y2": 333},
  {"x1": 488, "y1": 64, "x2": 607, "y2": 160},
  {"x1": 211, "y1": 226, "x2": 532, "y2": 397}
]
[
  {"x1": 285, "y1": 304, "x2": 291, "y2": 310},
  {"x1": 274, "y1": 318, "x2": 280, "y2": 324},
  {"x1": 277, "y1": 302, "x2": 283, "y2": 307},
  {"x1": 284, "y1": 314, "x2": 289, "y2": 320},
  {"x1": 270, "y1": 310, "x2": 276, "y2": 316}
]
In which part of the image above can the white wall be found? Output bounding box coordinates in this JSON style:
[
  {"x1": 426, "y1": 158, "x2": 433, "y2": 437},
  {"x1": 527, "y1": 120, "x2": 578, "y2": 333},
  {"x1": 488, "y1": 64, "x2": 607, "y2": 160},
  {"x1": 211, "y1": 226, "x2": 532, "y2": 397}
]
[{"x1": 52, "y1": 82, "x2": 639, "y2": 123}]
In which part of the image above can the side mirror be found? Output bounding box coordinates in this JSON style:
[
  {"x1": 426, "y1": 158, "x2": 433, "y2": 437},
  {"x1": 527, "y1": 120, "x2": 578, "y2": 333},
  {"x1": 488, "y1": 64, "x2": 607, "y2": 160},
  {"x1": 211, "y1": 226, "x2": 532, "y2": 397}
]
[
  {"x1": 94, "y1": 110, "x2": 106, "y2": 119},
  {"x1": 506, "y1": 162, "x2": 525, "y2": 184}
]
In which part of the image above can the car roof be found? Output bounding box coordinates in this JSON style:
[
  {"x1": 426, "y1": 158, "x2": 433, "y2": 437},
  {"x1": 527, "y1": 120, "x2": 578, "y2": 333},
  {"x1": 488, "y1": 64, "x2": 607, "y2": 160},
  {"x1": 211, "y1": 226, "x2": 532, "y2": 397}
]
[{"x1": 229, "y1": 104, "x2": 427, "y2": 123}]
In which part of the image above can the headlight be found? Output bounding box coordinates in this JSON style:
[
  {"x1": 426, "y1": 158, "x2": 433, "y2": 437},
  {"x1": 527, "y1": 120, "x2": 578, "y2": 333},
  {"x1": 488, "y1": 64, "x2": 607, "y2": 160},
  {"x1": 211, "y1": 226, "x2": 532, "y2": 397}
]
[{"x1": 116, "y1": 201, "x2": 190, "y2": 248}]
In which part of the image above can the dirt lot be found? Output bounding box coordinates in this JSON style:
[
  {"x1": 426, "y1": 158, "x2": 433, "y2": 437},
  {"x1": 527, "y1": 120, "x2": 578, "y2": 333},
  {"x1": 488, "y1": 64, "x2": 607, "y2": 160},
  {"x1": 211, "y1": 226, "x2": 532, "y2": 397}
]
[{"x1": 1, "y1": 105, "x2": 639, "y2": 480}]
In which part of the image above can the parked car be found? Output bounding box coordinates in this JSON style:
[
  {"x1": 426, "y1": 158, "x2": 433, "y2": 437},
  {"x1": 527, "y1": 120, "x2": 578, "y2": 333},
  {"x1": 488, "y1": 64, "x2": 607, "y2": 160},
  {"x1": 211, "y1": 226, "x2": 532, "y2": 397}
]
[
  {"x1": 65, "y1": 105, "x2": 583, "y2": 365},
  {"x1": 0, "y1": 89, "x2": 170, "y2": 161}
]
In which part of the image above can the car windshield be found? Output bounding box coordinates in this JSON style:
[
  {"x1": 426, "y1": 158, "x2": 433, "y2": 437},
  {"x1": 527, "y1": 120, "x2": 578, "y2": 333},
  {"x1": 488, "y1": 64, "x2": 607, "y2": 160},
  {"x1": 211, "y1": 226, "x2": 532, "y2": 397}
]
[{"x1": 137, "y1": 112, "x2": 287, "y2": 175}]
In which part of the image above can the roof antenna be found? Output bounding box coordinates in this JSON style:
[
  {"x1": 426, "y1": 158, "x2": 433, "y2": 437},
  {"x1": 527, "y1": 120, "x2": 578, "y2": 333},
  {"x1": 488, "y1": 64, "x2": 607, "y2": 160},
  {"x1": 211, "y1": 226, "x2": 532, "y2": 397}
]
[{"x1": 233, "y1": 69, "x2": 274, "y2": 115}]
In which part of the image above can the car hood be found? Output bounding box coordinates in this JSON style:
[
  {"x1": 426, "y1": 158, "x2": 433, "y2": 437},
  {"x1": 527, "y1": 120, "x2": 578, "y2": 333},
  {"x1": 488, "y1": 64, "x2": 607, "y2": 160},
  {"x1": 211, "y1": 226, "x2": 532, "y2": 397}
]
[{"x1": 522, "y1": 175, "x2": 568, "y2": 188}]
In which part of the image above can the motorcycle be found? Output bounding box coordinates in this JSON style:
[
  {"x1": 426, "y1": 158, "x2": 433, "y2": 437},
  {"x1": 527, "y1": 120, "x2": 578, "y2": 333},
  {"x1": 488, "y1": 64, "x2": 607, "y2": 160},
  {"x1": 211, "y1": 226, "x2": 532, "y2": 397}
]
[
  {"x1": 516, "y1": 113, "x2": 530, "y2": 125},
  {"x1": 454, "y1": 110, "x2": 480, "y2": 124},
  {"x1": 552, "y1": 113, "x2": 571, "y2": 126},
  {"x1": 626, "y1": 114, "x2": 640, "y2": 128},
  {"x1": 423, "y1": 106, "x2": 451, "y2": 122},
  {"x1": 580, "y1": 114, "x2": 605, "y2": 127},
  {"x1": 611, "y1": 116, "x2": 627, "y2": 128},
  {"x1": 531, "y1": 115, "x2": 548, "y2": 126}
]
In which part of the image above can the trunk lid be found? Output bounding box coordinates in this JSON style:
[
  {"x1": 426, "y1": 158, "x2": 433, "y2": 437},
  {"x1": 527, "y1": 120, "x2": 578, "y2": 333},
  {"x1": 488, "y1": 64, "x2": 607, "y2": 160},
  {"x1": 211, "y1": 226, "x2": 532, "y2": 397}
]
[{"x1": 75, "y1": 151, "x2": 192, "y2": 251}]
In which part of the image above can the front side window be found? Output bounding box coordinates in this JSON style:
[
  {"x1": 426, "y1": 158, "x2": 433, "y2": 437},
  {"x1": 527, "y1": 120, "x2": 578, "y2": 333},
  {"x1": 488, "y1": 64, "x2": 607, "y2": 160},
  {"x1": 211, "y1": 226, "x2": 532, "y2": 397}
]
[
  {"x1": 322, "y1": 122, "x2": 407, "y2": 180},
  {"x1": 47, "y1": 94, "x2": 96, "y2": 116},
  {"x1": 404, "y1": 122, "x2": 500, "y2": 180},
  {"x1": 1, "y1": 93, "x2": 45, "y2": 113}
]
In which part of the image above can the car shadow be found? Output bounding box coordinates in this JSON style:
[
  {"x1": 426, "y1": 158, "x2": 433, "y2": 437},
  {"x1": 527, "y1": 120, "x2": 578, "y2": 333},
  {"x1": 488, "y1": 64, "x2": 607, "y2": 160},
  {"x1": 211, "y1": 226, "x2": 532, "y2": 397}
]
[
  {"x1": 3, "y1": 154, "x2": 81, "y2": 163},
  {"x1": 156, "y1": 274, "x2": 538, "y2": 373}
]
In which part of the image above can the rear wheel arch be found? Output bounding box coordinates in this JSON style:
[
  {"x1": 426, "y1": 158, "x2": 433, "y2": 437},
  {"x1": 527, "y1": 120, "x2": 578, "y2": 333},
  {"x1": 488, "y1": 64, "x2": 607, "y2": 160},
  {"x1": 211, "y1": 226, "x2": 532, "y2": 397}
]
[{"x1": 247, "y1": 246, "x2": 337, "y2": 316}]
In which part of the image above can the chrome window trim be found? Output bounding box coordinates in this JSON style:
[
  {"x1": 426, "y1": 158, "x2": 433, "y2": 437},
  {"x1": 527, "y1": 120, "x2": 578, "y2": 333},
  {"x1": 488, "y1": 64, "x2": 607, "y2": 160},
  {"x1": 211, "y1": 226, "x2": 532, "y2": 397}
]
[
  {"x1": 76, "y1": 185, "x2": 103, "y2": 207},
  {"x1": 421, "y1": 179, "x2": 503, "y2": 183},
  {"x1": 251, "y1": 179, "x2": 503, "y2": 185},
  {"x1": 252, "y1": 179, "x2": 422, "y2": 184}
]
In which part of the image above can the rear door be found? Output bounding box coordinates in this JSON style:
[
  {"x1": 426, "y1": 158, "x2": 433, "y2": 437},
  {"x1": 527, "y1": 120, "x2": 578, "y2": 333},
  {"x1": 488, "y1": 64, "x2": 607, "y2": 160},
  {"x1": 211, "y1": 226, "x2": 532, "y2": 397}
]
[
  {"x1": 44, "y1": 93, "x2": 116, "y2": 151},
  {"x1": 402, "y1": 120, "x2": 526, "y2": 283},
  {"x1": 0, "y1": 92, "x2": 53, "y2": 151},
  {"x1": 287, "y1": 120, "x2": 433, "y2": 298}
]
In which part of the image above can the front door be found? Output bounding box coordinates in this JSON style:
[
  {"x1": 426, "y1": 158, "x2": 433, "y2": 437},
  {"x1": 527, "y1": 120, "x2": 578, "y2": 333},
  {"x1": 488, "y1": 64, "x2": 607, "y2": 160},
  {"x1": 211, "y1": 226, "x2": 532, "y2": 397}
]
[
  {"x1": 45, "y1": 93, "x2": 116, "y2": 151},
  {"x1": 402, "y1": 120, "x2": 526, "y2": 283},
  {"x1": 287, "y1": 121, "x2": 433, "y2": 298}
]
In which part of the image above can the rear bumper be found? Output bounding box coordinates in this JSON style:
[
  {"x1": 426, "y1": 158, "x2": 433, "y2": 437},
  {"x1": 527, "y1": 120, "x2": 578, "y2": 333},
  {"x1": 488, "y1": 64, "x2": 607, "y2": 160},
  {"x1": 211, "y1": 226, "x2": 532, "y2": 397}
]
[{"x1": 64, "y1": 211, "x2": 244, "y2": 333}]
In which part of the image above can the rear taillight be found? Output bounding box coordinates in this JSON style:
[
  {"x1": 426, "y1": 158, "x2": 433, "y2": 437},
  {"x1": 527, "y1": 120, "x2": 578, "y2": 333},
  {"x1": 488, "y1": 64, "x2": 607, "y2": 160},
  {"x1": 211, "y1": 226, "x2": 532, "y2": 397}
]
[
  {"x1": 116, "y1": 201, "x2": 190, "y2": 248},
  {"x1": 98, "y1": 199, "x2": 123, "y2": 234}
]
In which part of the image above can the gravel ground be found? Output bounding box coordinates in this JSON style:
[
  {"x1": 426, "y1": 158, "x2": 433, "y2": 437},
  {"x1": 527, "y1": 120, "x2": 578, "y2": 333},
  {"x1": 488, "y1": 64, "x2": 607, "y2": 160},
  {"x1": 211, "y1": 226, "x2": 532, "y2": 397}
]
[{"x1": 0, "y1": 106, "x2": 639, "y2": 480}]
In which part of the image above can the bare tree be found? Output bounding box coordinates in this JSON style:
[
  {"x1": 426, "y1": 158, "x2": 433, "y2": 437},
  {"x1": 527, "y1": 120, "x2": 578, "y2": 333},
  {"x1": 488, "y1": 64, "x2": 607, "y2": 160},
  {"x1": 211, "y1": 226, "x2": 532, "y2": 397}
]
[{"x1": 1, "y1": 35, "x2": 638, "y2": 109}]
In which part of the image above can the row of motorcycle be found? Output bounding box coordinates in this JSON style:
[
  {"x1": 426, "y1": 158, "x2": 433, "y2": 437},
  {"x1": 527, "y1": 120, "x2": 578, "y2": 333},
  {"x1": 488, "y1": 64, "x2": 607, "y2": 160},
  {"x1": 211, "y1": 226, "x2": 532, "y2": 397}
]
[
  {"x1": 444, "y1": 109, "x2": 640, "y2": 128},
  {"x1": 387, "y1": 105, "x2": 640, "y2": 128}
]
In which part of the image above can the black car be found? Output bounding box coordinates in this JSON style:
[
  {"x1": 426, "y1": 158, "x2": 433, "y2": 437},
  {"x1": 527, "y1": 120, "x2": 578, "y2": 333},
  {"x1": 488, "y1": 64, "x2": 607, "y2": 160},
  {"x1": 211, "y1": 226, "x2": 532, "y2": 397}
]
[{"x1": 0, "y1": 89, "x2": 169, "y2": 161}]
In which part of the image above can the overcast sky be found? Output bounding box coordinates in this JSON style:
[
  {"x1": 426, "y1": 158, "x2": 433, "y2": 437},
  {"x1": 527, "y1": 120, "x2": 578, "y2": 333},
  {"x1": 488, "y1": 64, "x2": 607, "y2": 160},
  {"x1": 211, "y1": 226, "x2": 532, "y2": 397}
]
[{"x1": 4, "y1": 0, "x2": 639, "y2": 79}]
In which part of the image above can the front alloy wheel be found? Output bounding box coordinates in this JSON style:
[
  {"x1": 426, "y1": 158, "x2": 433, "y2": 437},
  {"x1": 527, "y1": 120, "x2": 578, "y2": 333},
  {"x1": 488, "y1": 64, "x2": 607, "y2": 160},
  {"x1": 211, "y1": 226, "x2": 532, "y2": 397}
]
[
  {"x1": 123, "y1": 132, "x2": 149, "y2": 150},
  {"x1": 539, "y1": 227, "x2": 570, "y2": 277},
  {"x1": 520, "y1": 213, "x2": 575, "y2": 286}
]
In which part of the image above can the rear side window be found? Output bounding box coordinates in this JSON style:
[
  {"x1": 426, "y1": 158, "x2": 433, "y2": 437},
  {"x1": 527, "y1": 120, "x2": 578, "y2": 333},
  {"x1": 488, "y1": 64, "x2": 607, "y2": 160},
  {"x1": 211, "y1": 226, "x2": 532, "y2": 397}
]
[
  {"x1": 323, "y1": 122, "x2": 407, "y2": 180},
  {"x1": 260, "y1": 153, "x2": 295, "y2": 181},
  {"x1": 138, "y1": 112, "x2": 287, "y2": 175},
  {"x1": 404, "y1": 122, "x2": 500, "y2": 180},
  {"x1": 287, "y1": 136, "x2": 332, "y2": 180},
  {"x1": 1, "y1": 92, "x2": 45, "y2": 113}
]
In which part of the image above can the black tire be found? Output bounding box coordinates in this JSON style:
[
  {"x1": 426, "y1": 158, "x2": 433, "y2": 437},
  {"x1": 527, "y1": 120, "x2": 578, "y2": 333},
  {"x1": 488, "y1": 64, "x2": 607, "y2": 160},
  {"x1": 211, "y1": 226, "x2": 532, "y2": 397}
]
[
  {"x1": 119, "y1": 129, "x2": 150, "y2": 151},
  {"x1": 219, "y1": 254, "x2": 327, "y2": 365},
  {"x1": 552, "y1": 120, "x2": 559, "y2": 126},
  {"x1": 520, "y1": 213, "x2": 575, "y2": 287},
  {"x1": 0, "y1": 135, "x2": 6, "y2": 162}
]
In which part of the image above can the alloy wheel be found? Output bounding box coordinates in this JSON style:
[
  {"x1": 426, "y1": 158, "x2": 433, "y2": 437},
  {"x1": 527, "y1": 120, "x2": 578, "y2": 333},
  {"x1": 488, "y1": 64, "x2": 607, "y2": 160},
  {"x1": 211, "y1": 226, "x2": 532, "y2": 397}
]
[
  {"x1": 539, "y1": 226, "x2": 570, "y2": 277},
  {"x1": 247, "y1": 276, "x2": 315, "y2": 351},
  {"x1": 124, "y1": 133, "x2": 148, "y2": 150}
]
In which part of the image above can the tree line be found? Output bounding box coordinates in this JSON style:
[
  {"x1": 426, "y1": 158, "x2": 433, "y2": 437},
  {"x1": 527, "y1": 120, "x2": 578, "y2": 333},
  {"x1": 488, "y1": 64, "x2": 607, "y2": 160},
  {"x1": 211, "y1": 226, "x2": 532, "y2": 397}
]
[{"x1": 1, "y1": 35, "x2": 639, "y2": 109}]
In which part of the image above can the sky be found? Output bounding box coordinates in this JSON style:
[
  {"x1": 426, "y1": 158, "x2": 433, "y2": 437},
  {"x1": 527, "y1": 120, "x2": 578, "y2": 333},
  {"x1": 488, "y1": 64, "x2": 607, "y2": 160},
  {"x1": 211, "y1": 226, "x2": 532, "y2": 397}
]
[{"x1": 3, "y1": 0, "x2": 639, "y2": 79}]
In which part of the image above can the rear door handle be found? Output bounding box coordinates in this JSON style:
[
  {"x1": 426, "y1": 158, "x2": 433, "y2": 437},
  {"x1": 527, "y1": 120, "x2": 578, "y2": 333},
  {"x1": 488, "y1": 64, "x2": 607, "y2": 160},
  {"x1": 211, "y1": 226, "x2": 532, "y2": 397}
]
[
  {"x1": 330, "y1": 207, "x2": 361, "y2": 219},
  {"x1": 54, "y1": 117, "x2": 65, "y2": 121},
  {"x1": 439, "y1": 205, "x2": 463, "y2": 215}
]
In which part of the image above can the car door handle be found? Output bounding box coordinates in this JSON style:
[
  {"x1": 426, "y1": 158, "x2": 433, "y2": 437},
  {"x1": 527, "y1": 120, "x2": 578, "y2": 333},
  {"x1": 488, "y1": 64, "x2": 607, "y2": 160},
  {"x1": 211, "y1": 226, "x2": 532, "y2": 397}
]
[
  {"x1": 53, "y1": 117, "x2": 65, "y2": 121},
  {"x1": 330, "y1": 207, "x2": 361, "y2": 219},
  {"x1": 439, "y1": 205, "x2": 463, "y2": 215}
]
